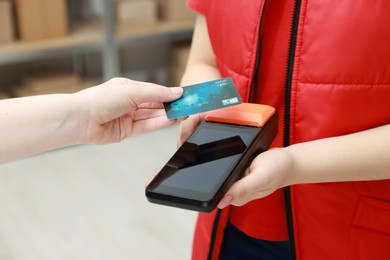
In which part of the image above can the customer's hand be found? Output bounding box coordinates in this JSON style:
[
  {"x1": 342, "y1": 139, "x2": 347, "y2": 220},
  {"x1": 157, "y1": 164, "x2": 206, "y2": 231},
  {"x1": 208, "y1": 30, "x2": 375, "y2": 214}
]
[{"x1": 76, "y1": 77, "x2": 183, "y2": 144}]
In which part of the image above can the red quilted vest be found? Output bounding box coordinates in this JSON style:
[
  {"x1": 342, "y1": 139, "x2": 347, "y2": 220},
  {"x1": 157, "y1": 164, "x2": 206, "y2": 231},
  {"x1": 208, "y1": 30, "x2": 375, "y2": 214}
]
[{"x1": 188, "y1": 0, "x2": 390, "y2": 259}]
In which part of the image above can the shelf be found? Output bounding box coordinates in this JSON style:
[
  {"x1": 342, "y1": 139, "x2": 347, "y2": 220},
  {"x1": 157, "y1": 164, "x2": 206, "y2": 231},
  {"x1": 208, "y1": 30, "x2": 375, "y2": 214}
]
[
  {"x1": 117, "y1": 19, "x2": 194, "y2": 44},
  {"x1": 0, "y1": 19, "x2": 195, "y2": 65},
  {"x1": 0, "y1": 22, "x2": 102, "y2": 65}
]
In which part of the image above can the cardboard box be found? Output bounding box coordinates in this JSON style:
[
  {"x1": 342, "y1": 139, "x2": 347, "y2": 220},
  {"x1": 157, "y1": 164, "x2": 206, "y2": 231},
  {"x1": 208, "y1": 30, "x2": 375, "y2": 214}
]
[
  {"x1": 116, "y1": 0, "x2": 158, "y2": 26},
  {"x1": 15, "y1": 73, "x2": 94, "y2": 96},
  {"x1": 157, "y1": 0, "x2": 196, "y2": 21},
  {"x1": 14, "y1": 0, "x2": 69, "y2": 42},
  {"x1": 0, "y1": 0, "x2": 15, "y2": 44},
  {"x1": 43, "y1": 0, "x2": 69, "y2": 39},
  {"x1": 0, "y1": 91, "x2": 10, "y2": 100},
  {"x1": 24, "y1": 73, "x2": 81, "y2": 92}
]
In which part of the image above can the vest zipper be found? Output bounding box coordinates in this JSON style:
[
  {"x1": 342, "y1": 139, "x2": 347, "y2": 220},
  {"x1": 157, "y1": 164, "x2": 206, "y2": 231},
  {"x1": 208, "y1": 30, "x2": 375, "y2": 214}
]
[
  {"x1": 207, "y1": 0, "x2": 302, "y2": 258},
  {"x1": 248, "y1": 0, "x2": 268, "y2": 102},
  {"x1": 207, "y1": 2, "x2": 269, "y2": 259},
  {"x1": 207, "y1": 209, "x2": 222, "y2": 260},
  {"x1": 284, "y1": 0, "x2": 302, "y2": 259}
]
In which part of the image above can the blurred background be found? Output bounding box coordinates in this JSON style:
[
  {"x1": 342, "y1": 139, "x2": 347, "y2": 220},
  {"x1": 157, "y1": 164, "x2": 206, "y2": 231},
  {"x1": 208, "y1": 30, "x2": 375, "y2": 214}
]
[{"x1": 0, "y1": 0, "x2": 197, "y2": 259}]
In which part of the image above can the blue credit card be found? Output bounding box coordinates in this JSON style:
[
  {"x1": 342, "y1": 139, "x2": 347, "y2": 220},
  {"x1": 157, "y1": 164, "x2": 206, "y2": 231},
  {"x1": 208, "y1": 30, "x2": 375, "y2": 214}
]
[{"x1": 164, "y1": 78, "x2": 242, "y2": 120}]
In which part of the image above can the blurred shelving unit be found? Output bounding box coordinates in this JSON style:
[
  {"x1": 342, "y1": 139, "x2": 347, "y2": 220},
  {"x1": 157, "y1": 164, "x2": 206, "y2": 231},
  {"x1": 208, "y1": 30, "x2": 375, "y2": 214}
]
[
  {"x1": 0, "y1": 21, "x2": 102, "y2": 65},
  {"x1": 0, "y1": 19, "x2": 194, "y2": 77},
  {"x1": 0, "y1": 0, "x2": 195, "y2": 96}
]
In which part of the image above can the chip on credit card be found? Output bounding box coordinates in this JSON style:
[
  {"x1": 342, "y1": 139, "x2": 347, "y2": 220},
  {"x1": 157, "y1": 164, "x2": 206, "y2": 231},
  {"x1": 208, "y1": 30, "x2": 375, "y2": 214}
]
[{"x1": 164, "y1": 78, "x2": 242, "y2": 120}]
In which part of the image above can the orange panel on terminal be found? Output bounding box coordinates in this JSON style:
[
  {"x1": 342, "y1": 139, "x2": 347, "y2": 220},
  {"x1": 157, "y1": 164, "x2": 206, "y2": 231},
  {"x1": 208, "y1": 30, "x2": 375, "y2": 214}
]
[{"x1": 205, "y1": 103, "x2": 275, "y2": 127}]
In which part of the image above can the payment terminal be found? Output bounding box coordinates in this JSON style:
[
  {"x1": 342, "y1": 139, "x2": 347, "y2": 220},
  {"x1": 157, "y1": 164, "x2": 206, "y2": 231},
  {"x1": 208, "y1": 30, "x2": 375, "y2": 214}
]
[{"x1": 146, "y1": 103, "x2": 278, "y2": 212}]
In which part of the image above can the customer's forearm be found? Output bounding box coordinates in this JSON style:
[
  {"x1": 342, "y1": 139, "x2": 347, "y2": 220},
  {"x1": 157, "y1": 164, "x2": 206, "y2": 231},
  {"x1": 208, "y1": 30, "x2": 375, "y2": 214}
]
[{"x1": 0, "y1": 94, "x2": 81, "y2": 163}]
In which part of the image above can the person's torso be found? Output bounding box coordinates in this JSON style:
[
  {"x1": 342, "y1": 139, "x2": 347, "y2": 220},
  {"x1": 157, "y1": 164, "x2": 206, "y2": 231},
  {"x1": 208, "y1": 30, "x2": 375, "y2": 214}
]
[{"x1": 190, "y1": 0, "x2": 390, "y2": 259}]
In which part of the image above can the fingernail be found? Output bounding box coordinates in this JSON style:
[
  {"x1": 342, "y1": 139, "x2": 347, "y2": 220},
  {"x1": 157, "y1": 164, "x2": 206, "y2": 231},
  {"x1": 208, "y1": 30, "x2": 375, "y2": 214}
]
[
  {"x1": 218, "y1": 195, "x2": 232, "y2": 209},
  {"x1": 170, "y1": 87, "x2": 183, "y2": 95}
]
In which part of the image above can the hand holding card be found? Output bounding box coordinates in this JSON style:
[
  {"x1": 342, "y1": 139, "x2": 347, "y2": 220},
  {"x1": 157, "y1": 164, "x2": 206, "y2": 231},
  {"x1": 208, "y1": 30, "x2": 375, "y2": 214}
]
[{"x1": 164, "y1": 78, "x2": 242, "y2": 120}]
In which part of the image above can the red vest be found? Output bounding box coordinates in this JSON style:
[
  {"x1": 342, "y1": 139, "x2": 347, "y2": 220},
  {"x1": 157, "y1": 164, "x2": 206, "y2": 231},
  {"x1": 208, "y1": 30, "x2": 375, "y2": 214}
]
[{"x1": 188, "y1": 0, "x2": 390, "y2": 259}]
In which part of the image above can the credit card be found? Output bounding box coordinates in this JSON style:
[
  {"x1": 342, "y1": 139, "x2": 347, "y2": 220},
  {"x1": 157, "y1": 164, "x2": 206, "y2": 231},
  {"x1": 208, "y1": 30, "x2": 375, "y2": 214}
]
[{"x1": 164, "y1": 78, "x2": 242, "y2": 120}]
